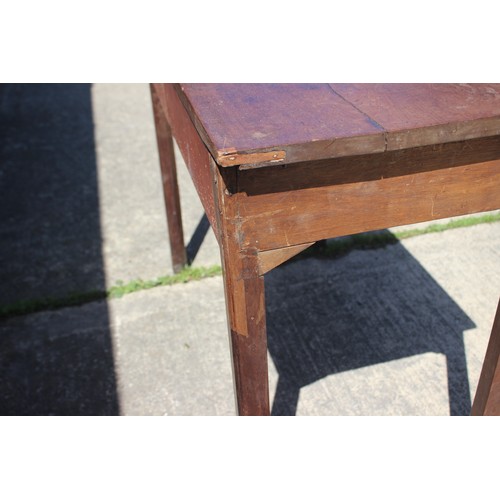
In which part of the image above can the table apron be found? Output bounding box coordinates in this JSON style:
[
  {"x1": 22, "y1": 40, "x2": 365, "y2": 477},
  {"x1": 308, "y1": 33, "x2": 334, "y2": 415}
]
[{"x1": 237, "y1": 159, "x2": 500, "y2": 251}]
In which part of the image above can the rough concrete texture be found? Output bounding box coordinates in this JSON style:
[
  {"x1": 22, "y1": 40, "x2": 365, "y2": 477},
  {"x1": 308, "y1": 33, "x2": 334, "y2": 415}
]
[
  {"x1": 0, "y1": 84, "x2": 106, "y2": 305},
  {"x1": 0, "y1": 83, "x2": 499, "y2": 415},
  {"x1": 0, "y1": 83, "x2": 219, "y2": 308}
]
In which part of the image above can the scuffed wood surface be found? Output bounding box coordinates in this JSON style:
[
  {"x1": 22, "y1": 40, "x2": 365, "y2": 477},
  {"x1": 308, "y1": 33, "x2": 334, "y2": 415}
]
[
  {"x1": 150, "y1": 84, "x2": 187, "y2": 271},
  {"x1": 330, "y1": 83, "x2": 500, "y2": 150},
  {"x1": 174, "y1": 83, "x2": 500, "y2": 168},
  {"x1": 176, "y1": 83, "x2": 385, "y2": 166},
  {"x1": 238, "y1": 136, "x2": 500, "y2": 196},
  {"x1": 211, "y1": 157, "x2": 270, "y2": 415},
  {"x1": 237, "y1": 159, "x2": 500, "y2": 251},
  {"x1": 154, "y1": 83, "x2": 218, "y2": 235},
  {"x1": 257, "y1": 243, "x2": 315, "y2": 275}
]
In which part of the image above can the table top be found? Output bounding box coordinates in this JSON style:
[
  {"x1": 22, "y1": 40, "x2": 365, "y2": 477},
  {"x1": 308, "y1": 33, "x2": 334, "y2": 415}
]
[{"x1": 175, "y1": 83, "x2": 500, "y2": 168}]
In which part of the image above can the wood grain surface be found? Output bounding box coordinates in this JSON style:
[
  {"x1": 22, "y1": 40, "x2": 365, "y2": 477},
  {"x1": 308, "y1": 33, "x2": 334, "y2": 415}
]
[
  {"x1": 330, "y1": 83, "x2": 500, "y2": 150},
  {"x1": 238, "y1": 159, "x2": 500, "y2": 251},
  {"x1": 151, "y1": 84, "x2": 187, "y2": 271},
  {"x1": 238, "y1": 136, "x2": 500, "y2": 196},
  {"x1": 176, "y1": 83, "x2": 385, "y2": 166},
  {"x1": 257, "y1": 243, "x2": 314, "y2": 275},
  {"x1": 153, "y1": 83, "x2": 218, "y2": 234},
  {"x1": 174, "y1": 83, "x2": 500, "y2": 168},
  {"x1": 211, "y1": 157, "x2": 270, "y2": 415}
]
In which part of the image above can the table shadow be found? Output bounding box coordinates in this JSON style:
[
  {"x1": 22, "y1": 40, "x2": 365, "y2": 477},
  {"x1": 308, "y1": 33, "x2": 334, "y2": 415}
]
[
  {"x1": 265, "y1": 237, "x2": 476, "y2": 416},
  {"x1": 0, "y1": 84, "x2": 119, "y2": 415}
]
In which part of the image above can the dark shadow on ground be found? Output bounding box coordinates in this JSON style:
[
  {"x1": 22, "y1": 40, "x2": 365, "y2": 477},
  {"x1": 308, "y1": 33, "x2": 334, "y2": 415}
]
[
  {"x1": 265, "y1": 236, "x2": 475, "y2": 416},
  {"x1": 186, "y1": 214, "x2": 210, "y2": 265},
  {"x1": 0, "y1": 84, "x2": 119, "y2": 415}
]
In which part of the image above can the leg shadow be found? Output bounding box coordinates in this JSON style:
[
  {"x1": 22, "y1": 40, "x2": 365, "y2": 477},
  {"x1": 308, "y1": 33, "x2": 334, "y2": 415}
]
[
  {"x1": 266, "y1": 234, "x2": 475, "y2": 416},
  {"x1": 0, "y1": 84, "x2": 119, "y2": 415},
  {"x1": 186, "y1": 214, "x2": 210, "y2": 265}
]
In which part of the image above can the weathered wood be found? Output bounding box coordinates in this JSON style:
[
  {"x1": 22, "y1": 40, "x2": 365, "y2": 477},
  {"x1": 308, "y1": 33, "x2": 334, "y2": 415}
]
[
  {"x1": 157, "y1": 83, "x2": 218, "y2": 235},
  {"x1": 150, "y1": 84, "x2": 187, "y2": 272},
  {"x1": 330, "y1": 83, "x2": 500, "y2": 151},
  {"x1": 211, "y1": 159, "x2": 270, "y2": 416},
  {"x1": 173, "y1": 83, "x2": 500, "y2": 168},
  {"x1": 176, "y1": 83, "x2": 386, "y2": 167},
  {"x1": 237, "y1": 158, "x2": 500, "y2": 251},
  {"x1": 238, "y1": 136, "x2": 500, "y2": 196},
  {"x1": 151, "y1": 83, "x2": 168, "y2": 120},
  {"x1": 218, "y1": 150, "x2": 286, "y2": 168},
  {"x1": 472, "y1": 298, "x2": 500, "y2": 416},
  {"x1": 257, "y1": 243, "x2": 315, "y2": 275}
]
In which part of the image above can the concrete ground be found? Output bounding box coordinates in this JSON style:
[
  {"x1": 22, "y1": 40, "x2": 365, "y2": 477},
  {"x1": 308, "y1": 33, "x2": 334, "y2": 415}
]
[{"x1": 0, "y1": 83, "x2": 499, "y2": 415}]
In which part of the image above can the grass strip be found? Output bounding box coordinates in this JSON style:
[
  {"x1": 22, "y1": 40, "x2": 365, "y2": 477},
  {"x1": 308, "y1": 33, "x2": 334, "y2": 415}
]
[
  {"x1": 0, "y1": 265, "x2": 222, "y2": 320},
  {"x1": 107, "y1": 264, "x2": 222, "y2": 298},
  {"x1": 1, "y1": 213, "x2": 499, "y2": 320},
  {"x1": 394, "y1": 212, "x2": 500, "y2": 239}
]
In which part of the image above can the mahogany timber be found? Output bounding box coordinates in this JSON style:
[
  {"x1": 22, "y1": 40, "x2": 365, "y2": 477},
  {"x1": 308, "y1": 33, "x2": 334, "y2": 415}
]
[
  {"x1": 237, "y1": 158, "x2": 500, "y2": 251},
  {"x1": 257, "y1": 243, "x2": 315, "y2": 276},
  {"x1": 150, "y1": 85, "x2": 187, "y2": 271},
  {"x1": 472, "y1": 299, "x2": 500, "y2": 416},
  {"x1": 174, "y1": 84, "x2": 500, "y2": 168},
  {"x1": 153, "y1": 83, "x2": 218, "y2": 234},
  {"x1": 175, "y1": 83, "x2": 385, "y2": 167},
  {"x1": 238, "y1": 136, "x2": 500, "y2": 195},
  {"x1": 330, "y1": 83, "x2": 500, "y2": 151},
  {"x1": 211, "y1": 159, "x2": 270, "y2": 415}
]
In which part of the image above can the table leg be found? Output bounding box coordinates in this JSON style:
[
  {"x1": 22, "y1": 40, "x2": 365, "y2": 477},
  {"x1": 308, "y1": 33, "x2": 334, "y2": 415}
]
[
  {"x1": 151, "y1": 85, "x2": 187, "y2": 273},
  {"x1": 211, "y1": 162, "x2": 270, "y2": 416},
  {"x1": 224, "y1": 268, "x2": 270, "y2": 416},
  {"x1": 471, "y1": 298, "x2": 500, "y2": 415}
]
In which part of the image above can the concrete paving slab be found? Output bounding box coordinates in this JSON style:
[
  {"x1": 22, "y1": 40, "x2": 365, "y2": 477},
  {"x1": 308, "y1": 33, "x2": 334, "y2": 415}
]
[
  {"x1": 0, "y1": 84, "x2": 106, "y2": 305},
  {"x1": 0, "y1": 83, "x2": 220, "y2": 310},
  {"x1": 1, "y1": 223, "x2": 498, "y2": 415}
]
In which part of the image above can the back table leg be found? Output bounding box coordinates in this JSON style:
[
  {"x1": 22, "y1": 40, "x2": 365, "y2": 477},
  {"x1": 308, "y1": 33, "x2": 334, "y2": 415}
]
[{"x1": 151, "y1": 85, "x2": 187, "y2": 273}]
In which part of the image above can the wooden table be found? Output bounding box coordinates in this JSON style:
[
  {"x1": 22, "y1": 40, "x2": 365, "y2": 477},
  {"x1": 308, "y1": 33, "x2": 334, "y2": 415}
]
[{"x1": 150, "y1": 83, "x2": 500, "y2": 416}]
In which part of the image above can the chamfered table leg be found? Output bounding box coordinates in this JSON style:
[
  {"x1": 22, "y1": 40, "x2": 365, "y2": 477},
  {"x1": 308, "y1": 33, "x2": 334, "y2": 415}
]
[
  {"x1": 211, "y1": 160, "x2": 270, "y2": 416},
  {"x1": 224, "y1": 268, "x2": 270, "y2": 416},
  {"x1": 471, "y1": 298, "x2": 500, "y2": 415},
  {"x1": 150, "y1": 84, "x2": 187, "y2": 273}
]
